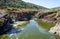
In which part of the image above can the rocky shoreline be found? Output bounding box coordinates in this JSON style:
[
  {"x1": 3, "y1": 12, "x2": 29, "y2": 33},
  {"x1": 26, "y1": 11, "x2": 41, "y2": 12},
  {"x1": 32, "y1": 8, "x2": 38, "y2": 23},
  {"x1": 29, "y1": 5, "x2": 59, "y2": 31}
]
[
  {"x1": 0, "y1": 11, "x2": 37, "y2": 35},
  {"x1": 49, "y1": 22, "x2": 60, "y2": 36},
  {"x1": 34, "y1": 10, "x2": 60, "y2": 36},
  {"x1": 0, "y1": 10, "x2": 60, "y2": 35}
]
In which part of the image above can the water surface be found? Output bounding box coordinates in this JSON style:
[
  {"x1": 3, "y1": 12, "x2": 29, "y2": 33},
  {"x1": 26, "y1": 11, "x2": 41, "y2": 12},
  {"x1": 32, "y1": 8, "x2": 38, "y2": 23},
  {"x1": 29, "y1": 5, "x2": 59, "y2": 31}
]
[{"x1": 0, "y1": 19, "x2": 60, "y2": 39}]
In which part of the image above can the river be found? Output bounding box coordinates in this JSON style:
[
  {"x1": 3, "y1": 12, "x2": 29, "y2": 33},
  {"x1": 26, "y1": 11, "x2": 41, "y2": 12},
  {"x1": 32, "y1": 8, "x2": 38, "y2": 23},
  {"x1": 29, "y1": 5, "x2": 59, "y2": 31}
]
[{"x1": 0, "y1": 19, "x2": 60, "y2": 39}]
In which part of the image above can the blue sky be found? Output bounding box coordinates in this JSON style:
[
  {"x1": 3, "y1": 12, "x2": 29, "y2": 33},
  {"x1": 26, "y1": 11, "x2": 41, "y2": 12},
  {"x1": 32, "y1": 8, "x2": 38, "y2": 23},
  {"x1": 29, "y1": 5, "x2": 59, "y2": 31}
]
[{"x1": 22, "y1": 0, "x2": 60, "y2": 8}]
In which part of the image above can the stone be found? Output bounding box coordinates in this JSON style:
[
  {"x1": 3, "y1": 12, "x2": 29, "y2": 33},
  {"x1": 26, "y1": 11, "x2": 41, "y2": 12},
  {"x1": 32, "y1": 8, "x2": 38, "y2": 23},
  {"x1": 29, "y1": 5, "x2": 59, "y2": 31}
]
[
  {"x1": 0, "y1": 13, "x2": 13, "y2": 34},
  {"x1": 49, "y1": 22, "x2": 60, "y2": 36}
]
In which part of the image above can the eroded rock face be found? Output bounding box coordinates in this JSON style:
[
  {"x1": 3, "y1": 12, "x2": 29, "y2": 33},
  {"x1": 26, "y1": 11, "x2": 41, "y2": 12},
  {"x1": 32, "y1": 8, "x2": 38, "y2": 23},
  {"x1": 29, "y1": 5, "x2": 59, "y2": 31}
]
[
  {"x1": 9, "y1": 11, "x2": 38, "y2": 21},
  {"x1": 49, "y1": 23, "x2": 60, "y2": 36},
  {"x1": 0, "y1": 13, "x2": 13, "y2": 35},
  {"x1": 35, "y1": 11, "x2": 57, "y2": 19}
]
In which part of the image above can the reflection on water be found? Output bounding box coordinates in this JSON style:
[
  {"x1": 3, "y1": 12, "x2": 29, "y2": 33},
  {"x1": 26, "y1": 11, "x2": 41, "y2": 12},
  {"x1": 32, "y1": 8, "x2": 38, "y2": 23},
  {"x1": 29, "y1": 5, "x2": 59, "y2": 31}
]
[
  {"x1": 0, "y1": 19, "x2": 60, "y2": 39},
  {"x1": 16, "y1": 20, "x2": 55, "y2": 39},
  {"x1": 6, "y1": 28, "x2": 22, "y2": 34},
  {"x1": 36, "y1": 19, "x2": 60, "y2": 39},
  {"x1": 36, "y1": 19, "x2": 55, "y2": 30}
]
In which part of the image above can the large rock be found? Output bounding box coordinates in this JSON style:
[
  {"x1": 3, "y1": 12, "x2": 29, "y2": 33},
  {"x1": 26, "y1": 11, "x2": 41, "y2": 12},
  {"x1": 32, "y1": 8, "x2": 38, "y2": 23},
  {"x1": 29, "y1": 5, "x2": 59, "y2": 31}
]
[
  {"x1": 0, "y1": 13, "x2": 13, "y2": 34},
  {"x1": 9, "y1": 11, "x2": 37, "y2": 21},
  {"x1": 49, "y1": 22, "x2": 60, "y2": 36}
]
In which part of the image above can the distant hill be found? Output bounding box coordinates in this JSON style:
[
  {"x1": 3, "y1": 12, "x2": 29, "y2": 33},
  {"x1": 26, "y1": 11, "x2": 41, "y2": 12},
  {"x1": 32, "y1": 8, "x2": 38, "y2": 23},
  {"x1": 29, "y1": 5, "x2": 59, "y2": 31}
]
[
  {"x1": 52, "y1": 7, "x2": 60, "y2": 10},
  {"x1": 0, "y1": 0, "x2": 48, "y2": 10}
]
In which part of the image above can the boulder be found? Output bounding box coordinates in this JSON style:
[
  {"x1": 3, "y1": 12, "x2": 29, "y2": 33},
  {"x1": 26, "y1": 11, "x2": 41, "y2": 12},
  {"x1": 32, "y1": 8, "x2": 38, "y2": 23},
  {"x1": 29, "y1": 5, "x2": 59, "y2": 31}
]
[
  {"x1": 0, "y1": 13, "x2": 13, "y2": 34},
  {"x1": 49, "y1": 22, "x2": 60, "y2": 36}
]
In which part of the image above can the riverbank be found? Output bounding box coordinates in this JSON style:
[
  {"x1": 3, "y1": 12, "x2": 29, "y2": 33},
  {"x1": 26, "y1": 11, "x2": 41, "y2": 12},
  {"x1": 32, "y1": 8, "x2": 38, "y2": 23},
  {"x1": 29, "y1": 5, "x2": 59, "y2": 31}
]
[
  {"x1": 35, "y1": 18, "x2": 55, "y2": 30},
  {"x1": 35, "y1": 18, "x2": 60, "y2": 36},
  {"x1": 37, "y1": 17, "x2": 60, "y2": 36},
  {"x1": 12, "y1": 21, "x2": 29, "y2": 28},
  {"x1": 49, "y1": 22, "x2": 60, "y2": 36}
]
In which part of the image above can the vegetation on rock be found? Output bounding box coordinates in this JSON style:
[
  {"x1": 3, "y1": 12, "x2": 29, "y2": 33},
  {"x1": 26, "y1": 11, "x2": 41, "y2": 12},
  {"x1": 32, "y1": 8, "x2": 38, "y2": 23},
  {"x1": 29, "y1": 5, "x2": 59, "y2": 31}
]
[{"x1": 0, "y1": 0, "x2": 48, "y2": 10}]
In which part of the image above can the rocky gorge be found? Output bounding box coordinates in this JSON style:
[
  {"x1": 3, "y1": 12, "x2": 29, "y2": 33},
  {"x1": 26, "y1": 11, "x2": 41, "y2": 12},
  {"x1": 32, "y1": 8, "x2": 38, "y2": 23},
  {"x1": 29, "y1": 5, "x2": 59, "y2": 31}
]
[
  {"x1": 0, "y1": 10, "x2": 60, "y2": 36},
  {"x1": 0, "y1": 10, "x2": 38, "y2": 35}
]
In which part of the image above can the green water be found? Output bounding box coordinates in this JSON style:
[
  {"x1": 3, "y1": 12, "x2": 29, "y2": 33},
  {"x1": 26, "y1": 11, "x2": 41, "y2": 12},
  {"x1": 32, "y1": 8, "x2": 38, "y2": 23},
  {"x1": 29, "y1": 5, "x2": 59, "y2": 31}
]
[
  {"x1": 0, "y1": 19, "x2": 60, "y2": 39},
  {"x1": 36, "y1": 19, "x2": 55, "y2": 30},
  {"x1": 36, "y1": 19, "x2": 60, "y2": 39}
]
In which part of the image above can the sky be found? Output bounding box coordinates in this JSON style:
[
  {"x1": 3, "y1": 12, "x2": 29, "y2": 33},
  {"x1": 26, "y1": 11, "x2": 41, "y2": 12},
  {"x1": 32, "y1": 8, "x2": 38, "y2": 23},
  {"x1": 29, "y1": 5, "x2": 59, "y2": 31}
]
[{"x1": 22, "y1": 0, "x2": 60, "y2": 8}]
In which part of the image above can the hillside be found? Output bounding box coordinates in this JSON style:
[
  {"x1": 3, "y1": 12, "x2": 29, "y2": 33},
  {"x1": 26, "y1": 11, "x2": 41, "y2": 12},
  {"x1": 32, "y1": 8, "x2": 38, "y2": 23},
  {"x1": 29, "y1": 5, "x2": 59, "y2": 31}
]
[
  {"x1": 52, "y1": 7, "x2": 60, "y2": 10},
  {"x1": 0, "y1": 0, "x2": 48, "y2": 10}
]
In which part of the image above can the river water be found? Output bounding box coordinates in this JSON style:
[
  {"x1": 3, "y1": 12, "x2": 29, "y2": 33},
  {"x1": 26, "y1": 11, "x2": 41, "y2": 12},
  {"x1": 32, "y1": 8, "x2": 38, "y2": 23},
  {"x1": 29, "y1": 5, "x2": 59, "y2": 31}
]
[{"x1": 0, "y1": 19, "x2": 60, "y2": 39}]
